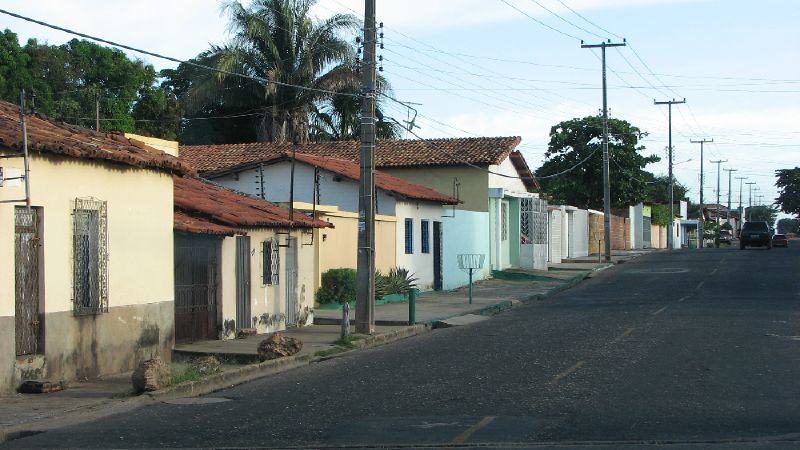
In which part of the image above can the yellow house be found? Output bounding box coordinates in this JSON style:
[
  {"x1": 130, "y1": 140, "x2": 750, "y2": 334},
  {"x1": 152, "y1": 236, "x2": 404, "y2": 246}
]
[
  {"x1": 173, "y1": 176, "x2": 331, "y2": 342},
  {"x1": 0, "y1": 100, "x2": 189, "y2": 393}
]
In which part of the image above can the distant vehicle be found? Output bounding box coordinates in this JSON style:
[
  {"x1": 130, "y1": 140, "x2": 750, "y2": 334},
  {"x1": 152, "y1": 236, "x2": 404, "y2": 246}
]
[
  {"x1": 719, "y1": 230, "x2": 733, "y2": 244},
  {"x1": 740, "y1": 221, "x2": 772, "y2": 249},
  {"x1": 772, "y1": 234, "x2": 789, "y2": 248}
]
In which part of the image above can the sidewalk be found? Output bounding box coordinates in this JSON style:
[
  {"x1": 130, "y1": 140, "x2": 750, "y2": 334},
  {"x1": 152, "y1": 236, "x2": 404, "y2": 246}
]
[{"x1": 0, "y1": 257, "x2": 627, "y2": 444}]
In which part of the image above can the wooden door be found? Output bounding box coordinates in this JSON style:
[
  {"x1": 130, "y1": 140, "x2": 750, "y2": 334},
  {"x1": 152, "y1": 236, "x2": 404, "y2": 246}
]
[
  {"x1": 174, "y1": 235, "x2": 219, "y2": 343},
  {"x1": 433, "y1": 221, "x2": 443, "y2": 290},
  {"x1": 235, "y1": 236, "x2": 251, "y2": 330},
  {"x1": 15, "y1": 207, "x2": 41, "y2": 355}
]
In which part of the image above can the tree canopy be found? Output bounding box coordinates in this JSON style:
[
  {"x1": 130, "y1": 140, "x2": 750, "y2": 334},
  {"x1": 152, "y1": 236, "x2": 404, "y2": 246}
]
[
  {"x1": 777, "y1": 218, "x2": 799, "y2": 234},
  {"x1": 747, "y1": 205, "x2": 778, "y2": 225},
  {"x1": 535, "y1": 116, "x2": 659, "y2": 209},
  {"x1": 0, "y1": 29, "x2": 178, "y2": 138},
  {"x1": 775, "y1": 167, "x2": 800, "y2": 217}
]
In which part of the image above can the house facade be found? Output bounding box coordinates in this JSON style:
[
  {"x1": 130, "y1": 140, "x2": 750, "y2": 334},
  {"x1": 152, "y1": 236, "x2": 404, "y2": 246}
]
[
  {"x1": 181, "y1": 138, "x2": 542, "y2": 289},
  {"x1": 178, "y1": 149, "x2": 458, "y2": 292},
  {"x1": 0, "y1": 100, "x2": 188, "y2": 393},
  {"x1": 172, "y1": 176, "x2": 330, "y2": 343}
]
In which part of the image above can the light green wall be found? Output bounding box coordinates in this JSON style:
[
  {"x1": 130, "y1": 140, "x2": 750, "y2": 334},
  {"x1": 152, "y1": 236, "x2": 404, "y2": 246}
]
[{"x1": 381, "y1": 166, "x2": 490, "y2": 212}]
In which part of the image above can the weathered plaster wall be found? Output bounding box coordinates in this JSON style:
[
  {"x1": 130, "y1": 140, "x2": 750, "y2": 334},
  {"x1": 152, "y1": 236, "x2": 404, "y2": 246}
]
[
  {"x1": 316, "y1": 212, "x2": 396, "y2": 281},
  {"x1": 488, "y1": 157, "x2": 528, "y2": 193},
  {"x1": 0, "y1": 155, "x2": 174, "y2": 393}
]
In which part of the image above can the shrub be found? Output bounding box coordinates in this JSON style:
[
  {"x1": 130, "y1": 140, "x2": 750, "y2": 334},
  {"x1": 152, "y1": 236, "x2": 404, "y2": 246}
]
[{"x1": 316, "y1": 268, "x2": 357, "y2": 304}]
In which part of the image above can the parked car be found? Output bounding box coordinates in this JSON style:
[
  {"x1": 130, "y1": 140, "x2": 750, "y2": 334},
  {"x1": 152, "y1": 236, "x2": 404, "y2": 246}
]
[
  {"x1": 740, "y1": 221, "x2": 772, "y2": 249},
  {"x1": 719, "y1": 229, "x2": 733, "y2": 245},
  {"x1": 772, "y1": 234, "x2": 789, "y2": 248}
]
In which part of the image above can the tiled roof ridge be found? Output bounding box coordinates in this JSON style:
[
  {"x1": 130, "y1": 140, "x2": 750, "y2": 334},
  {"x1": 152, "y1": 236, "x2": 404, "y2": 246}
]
[{"x1": 180, "y1": 135, "x2": 521, "y2": 149}]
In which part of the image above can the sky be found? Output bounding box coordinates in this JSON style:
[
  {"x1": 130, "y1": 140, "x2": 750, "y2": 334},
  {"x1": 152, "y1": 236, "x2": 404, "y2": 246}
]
[{"x1": 3, "y1": 0, "x2": 798, "y2": 217}]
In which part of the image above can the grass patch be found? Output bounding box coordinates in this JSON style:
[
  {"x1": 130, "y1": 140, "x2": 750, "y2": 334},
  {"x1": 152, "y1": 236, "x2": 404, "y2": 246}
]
[
  {"x1": 314, "y1": 334, "x2": 366, "y2": 358},
  {"x1": 170, "y1": 367, "x2": 204, "y2": 385}
]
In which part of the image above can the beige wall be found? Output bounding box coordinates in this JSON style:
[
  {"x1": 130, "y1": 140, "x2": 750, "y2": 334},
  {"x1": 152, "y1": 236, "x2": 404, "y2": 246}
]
[
  {"x1": 382, "y1": 166, "x2": 489, "y2": 212},
  {"x1": 316, "y1": 212, "x2": 396, "y2": 287},
  {"x1": 0, "y1": 154, "x2": 174, "y2": 392},
  {"x1": 218, "y1": 228, "x2": 317, "y2": 338}
]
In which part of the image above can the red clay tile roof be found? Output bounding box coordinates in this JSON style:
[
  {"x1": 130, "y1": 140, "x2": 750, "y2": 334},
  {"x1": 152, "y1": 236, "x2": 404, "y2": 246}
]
[
  {"x1": 174, "y1": 210, "x2": 243, "y2": 236},
  {"x1": 0, "y1": 100, "x2": 191, "y2": 175},
  {"x1": 211, "y1": 152, "x2": 460, "y2": 204},
  {"x1": 180, "y1": 137, "x2": 522, "y2": 173},
  {"x1": 509, "y1": 150, "x2": 541, "y2": 191},
  {"x1": 174, "y1": 175, "x2": 332, "y2": 231}
]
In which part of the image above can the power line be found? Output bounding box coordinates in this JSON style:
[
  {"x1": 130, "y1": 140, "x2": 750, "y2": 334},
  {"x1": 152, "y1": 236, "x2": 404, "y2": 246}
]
[
  {"x1": 0, "y1": 8, "x2": 361, "y2": 99},
  {"x1": 499, "y1": 0, "x2": 581, "y2": 40},
  {"x1": 556, "y1": 0, "x2": 624, "y2": 39},
  {"x1": 525, "y1": 0, "x2": 606, "y2": 40}
]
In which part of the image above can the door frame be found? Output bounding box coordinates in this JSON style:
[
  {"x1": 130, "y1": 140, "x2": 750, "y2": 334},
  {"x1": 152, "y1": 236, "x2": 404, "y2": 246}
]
[
  {"x1": 433, "y1": 221, "x2": 443, "y2": 290},
  {"x1": 174, "y1": 234, "x2": 220, "y2": 343},
  {"x1": 14, "y1": 206, "x2": 43, "y2": 356}
]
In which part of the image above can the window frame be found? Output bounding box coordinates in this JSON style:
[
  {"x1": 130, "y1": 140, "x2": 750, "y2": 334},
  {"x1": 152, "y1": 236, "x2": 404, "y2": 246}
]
[
  {"x1": 404, "y1": 218, "x2": 414, "y2": 254},
  {"x1": 262, "y1": 238, "x2": 280, "y2": 285},
  {"x1": 421, "y1": 219, "x2": 430, "y2": 254},
  {"x1": 72, "y1": 197, "x2": 108, "y2": 316}
]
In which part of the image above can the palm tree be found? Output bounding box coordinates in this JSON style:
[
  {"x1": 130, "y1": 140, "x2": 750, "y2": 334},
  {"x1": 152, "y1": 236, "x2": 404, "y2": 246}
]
[{"x1": 186, "y1": 0, "x2": 359, "y2": 144}]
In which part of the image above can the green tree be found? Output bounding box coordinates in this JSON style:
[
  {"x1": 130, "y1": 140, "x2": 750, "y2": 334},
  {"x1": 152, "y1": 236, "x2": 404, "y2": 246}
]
[
  {"x1": 747, "y1": 205, "x2": 778, "y2": 225},
  {"x1": 535, "y1": 116, "x2": 659, "y2": 209},
  {"x1": 310, "y1": 81, "x2": 401, "y2": 141},
  {"x1": 777, "y1": 218, "x2": 799, "y2": 234},
  {"x1": 0, "y1": 29, "x2": 32, "y2": 102},
  {"x1": 184, "y1": 0, "x2": 360, "y2": 144},
  {"x1": 775, "y1": 167, "x2": 800, "y2": 217},
  {"x1": 645, "y1": 175, "x2": 688, "y2": 206}
]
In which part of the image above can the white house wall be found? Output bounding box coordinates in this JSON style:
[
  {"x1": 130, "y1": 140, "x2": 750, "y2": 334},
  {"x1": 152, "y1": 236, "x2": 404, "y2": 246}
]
[
  {"x1": 488, "y1": 157, "x2": 528, "y2": 193},
  {"x1": 395, "y1": 200, "x2": 444, "y2": 291},
  {"x1": 569, "y1": 209, "x2": 589, "y2": 258},
  {"x1": 211, "y1": 162, "x2": 397, "y2": 216},
  {"x1": 548, "y1": 209, "x2": 563, "y2": 264}
]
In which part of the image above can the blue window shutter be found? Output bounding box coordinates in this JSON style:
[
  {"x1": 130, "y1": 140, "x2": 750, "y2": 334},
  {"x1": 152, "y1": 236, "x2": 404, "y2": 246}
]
[
  {"x1": 421, "y1": 220, "x2": 430, "y2": 253},
  {"x1": 405, "y1": 218, "x2": 413, "y2": 254}
]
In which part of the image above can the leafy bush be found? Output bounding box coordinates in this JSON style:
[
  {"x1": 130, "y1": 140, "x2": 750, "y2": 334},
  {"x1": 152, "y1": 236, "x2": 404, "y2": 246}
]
[
  {"x1": 376, "y1": 267, "x2": 418, "y2": 299},
  {"x1": 316, "y1": 268, "x2": 357, "y2": 304}
]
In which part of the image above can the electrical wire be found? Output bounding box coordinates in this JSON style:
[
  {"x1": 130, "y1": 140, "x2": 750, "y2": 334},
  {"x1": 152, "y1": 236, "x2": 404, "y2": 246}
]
[
  {"x1": 526, "y1": 0, "x2": 607, "y2": 40},
  {"x1": 499, "y1": 0, "x2": 581, "y2": 40}
]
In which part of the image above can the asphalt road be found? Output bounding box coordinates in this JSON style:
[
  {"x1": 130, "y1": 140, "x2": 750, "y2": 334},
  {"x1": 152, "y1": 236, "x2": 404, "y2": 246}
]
[{"x1": 7, "y1": 244, "x2": 800, "y2": 449}]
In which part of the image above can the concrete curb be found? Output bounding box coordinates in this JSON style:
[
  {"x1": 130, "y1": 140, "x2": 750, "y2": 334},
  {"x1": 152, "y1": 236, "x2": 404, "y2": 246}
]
[{"x1": 0, "y1": 324, "x2": 431, "y2": 445}]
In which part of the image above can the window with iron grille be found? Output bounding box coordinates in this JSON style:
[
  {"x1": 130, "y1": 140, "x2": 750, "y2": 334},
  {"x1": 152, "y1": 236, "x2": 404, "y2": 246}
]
[
  {"x1": 72, "y1": 198, "x2": 108, "y2": 315},
  {"x1": 404, "y1": 218, "x2": 413, "y2": 254},
  {"x1": 262, "y1": 239, "x2": 280, "y2": 285},
  {"x1": 421, "y1": 220, "x2": 430, "y2": 253},
  {"x1": 501, "y1": 201, "x2": 508, "y2": 241}
]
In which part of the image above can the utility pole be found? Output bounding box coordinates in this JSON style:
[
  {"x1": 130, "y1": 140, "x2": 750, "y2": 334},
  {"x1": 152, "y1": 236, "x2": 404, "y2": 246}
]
[
  {"x1": 710, "y1": 159, "x2": 727, "y2": 224},
  {"x1": 690, "y1": 138, "x2": 712, "y2": 248},
  {"x1": 724, "y1": 168, "x2": 737, "y2": 223},
  {"x1": 655, "y1": 98, "x2": 686, "y2": 250},
  {"x1": 746, "y1": 182, "x2": 756, "y2": 221},
  {"x1": 581, "y1": 39, "x2": 626, "y2": 262},
  {"x1": 355, "y1": 0, "x2": 377, "y2": 334},
  {"x1": 736, "y1": 176, "x2": 746, "y2": 230}
]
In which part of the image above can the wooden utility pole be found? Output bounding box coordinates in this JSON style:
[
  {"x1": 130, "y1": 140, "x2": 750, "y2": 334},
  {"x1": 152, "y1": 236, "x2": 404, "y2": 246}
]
[
  {"x1": 690, "y1": 138, "x2": 712, "y2": 248},
  {"x1": 654, "y1": 98, "x2": 686, "y2": 250},
  {"x1": 355, "y1": 0, "x2": 377, "y2": 334},
  {"x1": 581, "y1": 39, "x2": 626, "y2": 262}
]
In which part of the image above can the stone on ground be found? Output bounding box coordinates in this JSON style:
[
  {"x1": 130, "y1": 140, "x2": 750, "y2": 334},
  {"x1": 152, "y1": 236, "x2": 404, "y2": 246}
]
[
  {"x1": 132, "y1": 357, "x2": 170, "y2": 393},
  {"x1": 257, "y1": 333, "x2": 303, "y2": 361}
]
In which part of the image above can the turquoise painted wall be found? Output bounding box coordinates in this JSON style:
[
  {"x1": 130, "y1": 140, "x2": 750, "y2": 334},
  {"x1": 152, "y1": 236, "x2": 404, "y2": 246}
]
[{"x1": 441, "y1": 210, "x2": 491, "y2": 290}]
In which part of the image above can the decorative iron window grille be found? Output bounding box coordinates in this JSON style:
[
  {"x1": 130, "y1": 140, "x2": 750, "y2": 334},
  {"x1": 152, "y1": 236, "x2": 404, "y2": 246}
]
[
  {"x1": 520, "y1": 198, "x2": 549, "y2": 245},
  {"x1": 404, "y1": 218, "x2": 413, "y2": 254},
  {"x1": 262, "y1": 238, "x2": 280, "y2": 285},
  {"x1": 421, "y1": 220, "x2": 430, "y2": 254},
  {"x1": 72, "y1": 197, "x2": 108, "y2": 315}
]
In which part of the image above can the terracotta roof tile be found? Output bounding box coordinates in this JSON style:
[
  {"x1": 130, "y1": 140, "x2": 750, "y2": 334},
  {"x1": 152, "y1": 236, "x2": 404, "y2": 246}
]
[
  {"x1": 174, "y1": 175, "x2": 332, "y2": 231},
  {"x1": 174, "y1": 210, "x2": 242, "y2": 236},
  {"x1": 180, "y1": 137, "x2": 522, "y2": 173},
  {"x1": 209, "y1": 152, "x2": 460, "y2": 204},
  {"x1": 0, "y1": 100, "x2": 192, "y2": 175}
]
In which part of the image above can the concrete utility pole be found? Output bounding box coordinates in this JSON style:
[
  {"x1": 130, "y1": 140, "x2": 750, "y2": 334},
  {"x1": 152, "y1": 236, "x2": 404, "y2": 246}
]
[
  {"x1": 655, "y1": 98, "x2": 686, "y2": 250},
  {"x1": 710, "y1": 159, "x2": 727, "y2": 224},
  {"x1": 355, "y1": 0, "x2": 377, "y2": 334},
  {"x1": 736, "y1": 176, "x2": 747, "y2": 229},
  {"x1": 690, "y1": 138, "x2": 712, "y2": 248},
  {"x1": 581, "y1": 39, "x2": 626, "y2": 262},
  {"x1": 95, "y1": 91, "x2": 100, "y2": 132},
  {"x1": 746, "y1": 182, "x2": 756, "y2": 221},
  {"x1": 724, "y1": 168, "x2": 737, "y2": 222}
]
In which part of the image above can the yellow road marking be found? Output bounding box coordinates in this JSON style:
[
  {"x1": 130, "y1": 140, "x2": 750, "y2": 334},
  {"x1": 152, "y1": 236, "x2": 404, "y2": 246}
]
[
  {"x1": 610, "y1": 327, "x2": 635, "y2": 344},
  {"x1": 652, "y1": 305, "x2": 669, "y2": 316},
  {"x1": 450, "y1": 416, "x2": 496, "y2": 444},
  {"x1": 548, "y1": 361, "x2": 585, "y2": 385}
]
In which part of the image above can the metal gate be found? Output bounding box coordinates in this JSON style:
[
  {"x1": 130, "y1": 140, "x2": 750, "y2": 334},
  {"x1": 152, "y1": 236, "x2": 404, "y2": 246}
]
[
  {"x1": 285, "y1": 237, "x2": 299, "y2": 326},
  {"x1": 235, "y1": 236, "x2": 251, "y2": 330},
  {"x1": 643, "y1": 216, "x2": 652, "y2": 248},
  {"x1": 15, "y1": 207, "x2": 41, "y2": 356},
  {"x1": 174, "y1": 235, "x2": 219, "y2": 343},
  {"x1": 520, "y1": 197, "x2": 548, "y2": 269}
]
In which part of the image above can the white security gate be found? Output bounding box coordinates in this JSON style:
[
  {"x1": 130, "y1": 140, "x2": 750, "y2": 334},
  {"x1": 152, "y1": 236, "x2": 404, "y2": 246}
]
[
  {"x1": 548, "y1": 209, "x2": 563, "y2": 264},
  {"x1": 520, "y1": 197, "x2": 549, "y2": 270}
]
